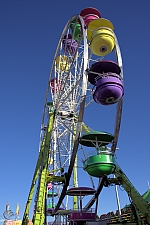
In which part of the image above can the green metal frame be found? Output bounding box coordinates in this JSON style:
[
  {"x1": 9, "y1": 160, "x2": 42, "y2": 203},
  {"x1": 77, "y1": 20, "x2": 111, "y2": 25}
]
[
  {"x1": 112, "y1": 164, "x2": 150, "y2": 225},
  {"x1": 22, "y1": 112, "x2": 54, "y2": 225},
  {"x1": 33, "y1": 113, "x2": 54, "y2": 225}
]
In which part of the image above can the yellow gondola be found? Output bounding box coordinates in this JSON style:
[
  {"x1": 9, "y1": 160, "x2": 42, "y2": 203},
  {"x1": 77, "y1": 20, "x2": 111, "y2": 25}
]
[
  {"x1": 55, "y1": 55, "x2": 69, "y2": 72},
  {"x1": 87, "y1": 18, "x2": 115, "y2": 56}
]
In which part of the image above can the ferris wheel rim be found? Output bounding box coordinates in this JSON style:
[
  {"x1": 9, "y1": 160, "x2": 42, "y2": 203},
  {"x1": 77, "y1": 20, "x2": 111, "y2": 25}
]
[
  {"x1": 40, "y1": 15, "x2": 78, "y2": 128},
  {"x1": 32, "y1": 10, "x2": 124, "y2": 221}
]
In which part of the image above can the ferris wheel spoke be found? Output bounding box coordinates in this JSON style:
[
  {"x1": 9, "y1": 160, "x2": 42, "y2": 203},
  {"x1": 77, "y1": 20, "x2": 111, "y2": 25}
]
[
  {"x1": 51, "y1": 94, "x2": 86, "y2": 215},
  {"x1": 56, "y1": 79, "x2": 83, "y2": 111}
]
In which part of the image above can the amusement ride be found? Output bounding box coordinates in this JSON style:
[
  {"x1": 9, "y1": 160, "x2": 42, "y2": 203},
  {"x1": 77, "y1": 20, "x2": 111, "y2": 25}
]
[{"x1": 3, "y1": 7, "x2": 150, "y2": 225}]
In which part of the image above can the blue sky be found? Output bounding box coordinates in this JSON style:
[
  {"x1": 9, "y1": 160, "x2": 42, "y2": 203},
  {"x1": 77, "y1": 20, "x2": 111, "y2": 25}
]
[{"x1": 1, "y1": 0, "x2": 150, "y2": 221}]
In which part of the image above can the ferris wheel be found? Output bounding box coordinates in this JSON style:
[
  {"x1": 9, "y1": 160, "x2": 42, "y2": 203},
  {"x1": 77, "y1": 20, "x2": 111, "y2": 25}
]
[{"x1": 22, "y1": 7, "x2": 124, "y2": 225}]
